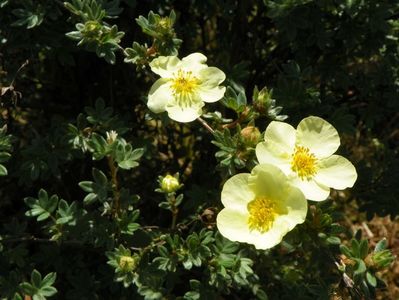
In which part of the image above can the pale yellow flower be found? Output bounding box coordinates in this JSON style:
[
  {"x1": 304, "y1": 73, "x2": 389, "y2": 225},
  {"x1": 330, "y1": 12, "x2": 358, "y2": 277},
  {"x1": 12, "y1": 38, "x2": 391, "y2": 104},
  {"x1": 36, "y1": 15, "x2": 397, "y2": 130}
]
[
  {"x1": 148, "y1": 53, "x2": 226, "y2": 122},
  {"x1": 161, "y1": 175, "x2": 180, "y2": 193},
  {"x1": 217, "y1": 164, "x2": 307, "y2": 250},
  {"x1": 256, "y1": 116, "x2": 357, "y2": 201}
]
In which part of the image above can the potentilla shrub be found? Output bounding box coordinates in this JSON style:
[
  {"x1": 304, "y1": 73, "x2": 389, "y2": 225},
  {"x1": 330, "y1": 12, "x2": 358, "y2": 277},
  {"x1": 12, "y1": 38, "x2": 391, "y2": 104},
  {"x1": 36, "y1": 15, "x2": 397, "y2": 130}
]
[{"x1": 0, "y1": 1, "x2": 397, "y2": 299}]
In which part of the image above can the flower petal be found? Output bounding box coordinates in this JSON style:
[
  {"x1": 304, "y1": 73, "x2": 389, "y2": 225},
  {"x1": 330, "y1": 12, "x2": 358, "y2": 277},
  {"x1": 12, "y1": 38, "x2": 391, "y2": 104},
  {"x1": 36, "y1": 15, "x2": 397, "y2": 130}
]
[
  {"x1": 248, "y1": 164, "x2": 289, "y2": 200},
  {"x1": 199, "y1": 86, "x2": 226, "y2": 103},
  {"x1": 147, "y1": 78, "x2": 172, "y2": 113},
  {"x1": 216, "y1": 208, "x2": 289, "y2": 250},
  {"x1": 150, "y1": 56, "x2": 181, "y2": 78},
  {"x1": 279, "y1": 185, "x2": 307, "y2": 229},
  {"x1": 256, "y1": 121, "x2": 296, "y2": 171},
  {"x1": 264, "y1": 121, "x2": 296, "y2": 151},
  {"x1": 199, "y1": 67, "x2": 226, "y2": 87},
  {"x1": 165, "y1": 100, "x2": 204, "y2": 123},
  {"x1": 197, "y1": 67, "x2": 226, "y2": 103},
  {"x1": 217, "y1": 208, "x2": 251, "y2": 243},
  {"x1": 314, "y1": 155, "x2": 357, "y2": 189},
  {"x1": 181, "y1": 53, "x2": 208, "y2": 74},
  {"x1": 290, "y1": 176, "x2": 330, "y2": 201},
  {"x1": 296, "y1": 116, "x2": 340, "y2": 158},
  {"x1": 251, "y1": 223, "x2": 289, "y2": 250},
  {"x1": 221, "y1": 173, "x2": 254, "y2": 210},
  {"x1": 182, "y1": 52, "x2": 207, "y2": 64},
  {"x1": 255, "y1": 142, "x2": 292, "y2": 175}
]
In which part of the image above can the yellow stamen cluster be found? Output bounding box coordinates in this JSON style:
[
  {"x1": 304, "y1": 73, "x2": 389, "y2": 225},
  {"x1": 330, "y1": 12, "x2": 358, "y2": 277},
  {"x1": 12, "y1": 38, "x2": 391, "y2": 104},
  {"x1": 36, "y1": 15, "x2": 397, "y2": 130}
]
[
  {"x1": 291, "y1": 146, "x2": 317, "y2": 180},
  {"x1": 171, "y1": 69, "x2": 199, "y2": 97},
  {"x1": 247, "y1": 197, "x2": 278, "y2": 233},
  {"x1": 119, "y1": 256, "x2": 136, "y2": 272}
]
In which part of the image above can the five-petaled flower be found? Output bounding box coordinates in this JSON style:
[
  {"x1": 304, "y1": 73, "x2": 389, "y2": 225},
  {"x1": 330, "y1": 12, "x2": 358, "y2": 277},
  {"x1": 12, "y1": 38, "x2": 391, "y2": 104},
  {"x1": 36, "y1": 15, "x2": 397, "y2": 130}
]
[
  {"x1": 217, "y1": 164, "x2": 307, "y2": 249},
  {"x1": 148, "y1": 53, "x2": 226, "y2": 122},
  {"x1": 256, "y1": 116, "x2": 357, "y2": 201}
]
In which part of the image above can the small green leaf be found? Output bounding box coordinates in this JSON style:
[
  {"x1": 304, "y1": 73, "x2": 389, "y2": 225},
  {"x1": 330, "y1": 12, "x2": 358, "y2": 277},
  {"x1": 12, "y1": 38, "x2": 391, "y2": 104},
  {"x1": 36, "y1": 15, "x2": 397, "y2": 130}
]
[
  {"x1": 366, "y1": 272, "x2": 377, "y2": 287},
  {"x1": 354, "y1": 259, "x2": 366, "y2": 275},
  {"x1": 19, "y1": 282, "x2": 36, "y2": 295},
  {"x1": 374, "y1": 238, "x2": 387, "y2": 252},
  {"x1": 78, "y1": 181, "x2": 94, "y2": 192},
  {"x1": 326, "y1": 236, "x2": 341, "y2": 245},
  {"x1": 340, "y1": 245, "x2": 353, "y2": 258},
  {"x1": 359, "y1": 239, "x2": 369, "y2": 259},
  {"x1": 31, "y1": 269, "x2": 42, "y2": 288}
]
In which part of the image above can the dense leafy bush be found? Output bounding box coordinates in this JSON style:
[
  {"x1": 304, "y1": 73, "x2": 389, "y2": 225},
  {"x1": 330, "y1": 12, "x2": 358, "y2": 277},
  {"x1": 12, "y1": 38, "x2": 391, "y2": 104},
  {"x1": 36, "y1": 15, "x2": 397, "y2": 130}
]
[{"x1": 0, "y1": 0, "x2": 397, "y2": 299}]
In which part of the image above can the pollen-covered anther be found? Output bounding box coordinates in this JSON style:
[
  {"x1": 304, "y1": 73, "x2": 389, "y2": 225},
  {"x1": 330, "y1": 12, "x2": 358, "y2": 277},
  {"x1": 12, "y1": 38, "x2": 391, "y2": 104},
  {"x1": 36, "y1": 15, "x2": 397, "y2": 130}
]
[
  {"x1": 171, "y1": 69, "x2": 199, "y2": 96},
  {"x1": 247, "y1": 197, "x2": 278, "y2": 233},
  {"x1": 291, "y1": 146, "x2": 318, "y2": 180}
]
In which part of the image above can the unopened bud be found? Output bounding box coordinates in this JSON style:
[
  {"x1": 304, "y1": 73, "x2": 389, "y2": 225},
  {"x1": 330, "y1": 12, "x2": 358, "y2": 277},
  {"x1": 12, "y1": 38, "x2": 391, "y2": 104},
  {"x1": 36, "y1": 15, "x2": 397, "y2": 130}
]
[
  {"x1": 158, "y1": 17, "x2": 172, "y2": 30},
  {"x1": 119, "y1": 255, "x2": 136, "y2": 272},
  {"x1": 161, "y1": 175, "x2": 180, "y2": 193},
  {"x1": 253, "y1": 86, "x2": 272, "y2": 114},
  {"x1": 82, "y1": 20, "x2": 102, "y2": 38},
  {"x1": 106, "y1": 130, "x2": 118, "y2": 144},
  {"x1": 240, "y1": 126, "x2": 261, "y2": 147}
]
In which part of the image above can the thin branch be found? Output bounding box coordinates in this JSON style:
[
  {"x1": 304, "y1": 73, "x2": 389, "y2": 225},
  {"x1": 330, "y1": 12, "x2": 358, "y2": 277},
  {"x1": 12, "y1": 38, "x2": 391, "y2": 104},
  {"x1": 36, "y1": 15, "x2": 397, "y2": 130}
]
[
  {"x1": 197, "y1": 117, "x2": 215, "y2": 134},
  {"x1": 107, "y1": 156, "x2": 121, "y2": 218}
]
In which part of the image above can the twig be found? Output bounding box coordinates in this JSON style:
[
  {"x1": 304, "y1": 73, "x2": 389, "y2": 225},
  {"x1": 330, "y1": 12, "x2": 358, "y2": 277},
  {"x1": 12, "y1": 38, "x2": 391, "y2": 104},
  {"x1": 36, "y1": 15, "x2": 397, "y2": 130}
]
[
  {"x1": 197, "y1": 117, "x2": 214, "y2": 134},
  {"x1": 107, "y1": 156, "x2": 121, "y2": 218}
]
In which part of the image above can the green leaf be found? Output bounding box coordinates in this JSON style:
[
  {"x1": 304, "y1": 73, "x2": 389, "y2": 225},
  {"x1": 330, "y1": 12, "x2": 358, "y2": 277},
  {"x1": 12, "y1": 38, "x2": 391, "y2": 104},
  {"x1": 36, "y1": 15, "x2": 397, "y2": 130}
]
[
  {"x1": 0, "y1": 164, "x2": 7, "y2": 176},
  {"x1": 83, "y1": 193, "x2": 97, "y2": 205},
  {"x1": 374, "y1": 238, "x2": 387, "y2": 252},
  {"x1": 354, "y1": 259, "x2": 366, "y2": 275},
  {"x1": 39, "y1": 286, "x2": 57, "y2": 297},
  {"x1": 31, "y1": 269, "x2": 42, "y2": 288},
  {"x1": 340, "y1": 245, "x2": 353, "y2": 258},
  {"x1": 19, "y1": 282, "x2": 37, "y2": 295},
  {"x1": 366, "y1": 272, "x2": 377, "y2": 287},
  {"x1": 92, "y1": 168, "x2": 107, "y2": 186},
  {"x1": 326, "y1": 236, "x2": 341, "y2": 245},
  {"x1": 351, "y1": 239, "x2": 360, "y2": 257},
  {"x1": 359, "y1": 239, "x2": 369, "y2": 259},
  {"x1": 78, "y1": 181, "x2": 94, "y2": 193}
]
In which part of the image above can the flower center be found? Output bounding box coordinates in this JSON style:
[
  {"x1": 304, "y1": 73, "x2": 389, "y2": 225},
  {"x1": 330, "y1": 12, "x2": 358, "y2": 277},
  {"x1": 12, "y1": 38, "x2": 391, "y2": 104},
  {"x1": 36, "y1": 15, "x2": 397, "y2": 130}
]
[
  {"x1": 171, "y1": 69, "x2": 199, "y2": 96},
  {"x1": 247, "y1": 197, "x2": 278, "y2": 233},
  {"x1": 291, "y1": 146, "x2": 317, "y2": 180}
]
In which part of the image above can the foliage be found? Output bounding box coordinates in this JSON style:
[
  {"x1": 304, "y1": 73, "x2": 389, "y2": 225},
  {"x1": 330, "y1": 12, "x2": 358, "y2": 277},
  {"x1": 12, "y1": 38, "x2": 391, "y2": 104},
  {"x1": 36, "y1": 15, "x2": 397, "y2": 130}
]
[{"x1": 0, "y1": 0, "x2": 397, "y2": 299}]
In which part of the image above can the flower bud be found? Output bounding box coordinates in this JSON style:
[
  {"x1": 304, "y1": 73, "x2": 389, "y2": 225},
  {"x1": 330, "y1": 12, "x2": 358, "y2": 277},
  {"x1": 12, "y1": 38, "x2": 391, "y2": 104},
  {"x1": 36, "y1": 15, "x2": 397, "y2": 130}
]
[
  {"x1": 106, "y1": 130, "x2": 118, "y2": 144},
  {"x1": 119, "y1": 255, "x2": 137, "y2": 272},
  {"x1": 161, "y1": 175, "x2": 180, "y2": 193},
  {"x1": 240, "y1": 126, "x2": 261, "y2": 147},
  {"x1": 253, "y1": 86, "x2": 272, "y2": 114},
  {"x1": 82, "y1": 20, "x2": 102, "y2": 39}
]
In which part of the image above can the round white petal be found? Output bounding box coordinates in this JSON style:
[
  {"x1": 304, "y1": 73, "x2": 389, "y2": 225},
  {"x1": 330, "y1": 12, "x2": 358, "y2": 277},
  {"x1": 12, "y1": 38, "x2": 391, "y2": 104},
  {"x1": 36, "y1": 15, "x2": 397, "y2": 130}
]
[
  {"x1": 147, "y1": 78, "x2": 172, "y2": 113},
  {"x1": 296, "y1": 116, "x2": 340, "y2": 158},
  {"x1": 216, "y1": 208, "x2": 289, "y2": 250},
  {"x1": 221, "y1": 173, "x2": 254, "y2": 210},
  {"x1": 165, "y1": 100, "x2": 204, "y2": 123},
  {"x1": 199, "y1": 86, "x2": 226, "y2": 103},
  {"x1": 182, "y1": 52, "x2": 207, "y2": 64},
  {"x1": 251, "y1": 221, "x2": 289, "y2": 250},
  {"x1": 256, "y1": 121, "x2": 296, "y2": 170},
  {"x1": 255, "y1": 142, "x2": 292, "y2": 175},
  {"x1": 290, "y1": 176, "x2": 330, "y2": 201},
  {"x1": 314, "y1": 155, "x2": 357, "y2": 189},
  {"x1": 264, "y1": 121, "x2": 296, "y2": 151},
  {"x1": 216, "y1": 208, "x2": 251, "y2": 244},
  {"x1": 197, "y1": 67, "x2": 226, "y2": 103},
  {"x1": 181, "y1": 53, "x2": 208, "y2": 74},
  {"x1": 150, "y1": 56, "x2": 181, "y2": 78},
  {"x1": 198, "y1": 67, "x2": 226, "y2": 87},
  {"x1": 248, "y1": 164, "x2": 289, "y2": 200},
  {"x1": 278, "y1": 185, "x2": 307, "y2": 229}
]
